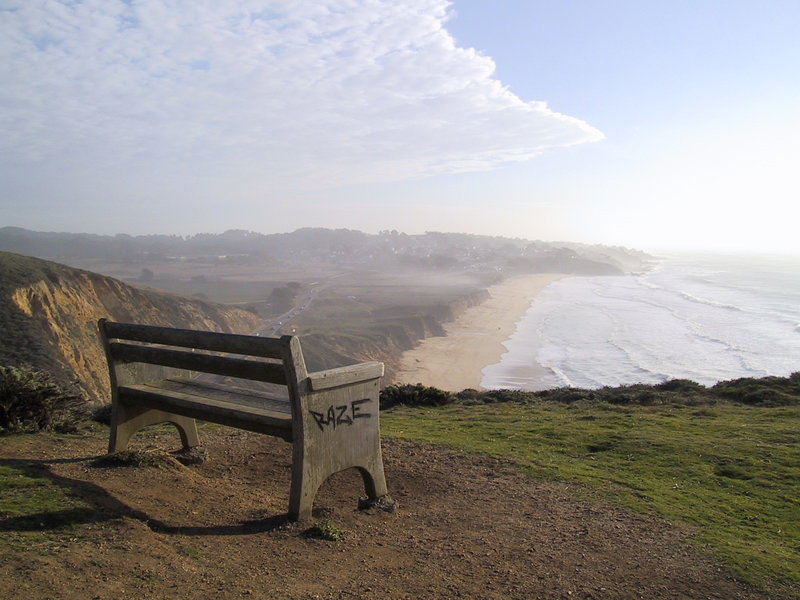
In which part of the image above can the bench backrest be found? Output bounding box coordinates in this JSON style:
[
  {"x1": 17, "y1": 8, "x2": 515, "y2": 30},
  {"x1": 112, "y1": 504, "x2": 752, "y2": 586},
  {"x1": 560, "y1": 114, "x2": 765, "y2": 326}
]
[{"x1": 98, "y1": 319, "x2": 309, "y2": 406}]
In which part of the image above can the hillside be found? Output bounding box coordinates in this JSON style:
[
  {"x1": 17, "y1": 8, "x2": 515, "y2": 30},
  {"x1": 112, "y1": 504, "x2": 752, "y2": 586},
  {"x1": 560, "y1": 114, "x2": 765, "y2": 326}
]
[
  {"x1": 0, "y1": 252, "x2": 262, "y2": 402},
  {"x1": 0, "y1": 226, "x2": 651, "y2": 276}
]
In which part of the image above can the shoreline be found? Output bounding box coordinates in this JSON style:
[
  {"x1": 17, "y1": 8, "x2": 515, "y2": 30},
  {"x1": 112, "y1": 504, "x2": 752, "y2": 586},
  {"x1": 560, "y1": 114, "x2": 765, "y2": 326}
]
[{"x1": 393, "y1": 273, "x2": 567, "y2": 392}]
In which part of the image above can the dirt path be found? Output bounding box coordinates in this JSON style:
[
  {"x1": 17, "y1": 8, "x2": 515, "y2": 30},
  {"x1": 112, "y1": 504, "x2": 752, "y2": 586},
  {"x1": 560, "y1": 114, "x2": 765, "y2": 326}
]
[{"x1": 1, "y1": 428, "x2": 789, "y2": 600}]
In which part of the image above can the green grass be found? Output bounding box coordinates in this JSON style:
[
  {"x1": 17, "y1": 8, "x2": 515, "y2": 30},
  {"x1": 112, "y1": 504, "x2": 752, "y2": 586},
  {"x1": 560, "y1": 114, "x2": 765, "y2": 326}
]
[
  {"x1": 382, "y1": 401, "x2": 800, "y2": 590},
  {"x1": 0, "y1": 462, "x2": 94, "y2": 549},
  {"x1": 304, "y1": 519, "x2": 345, "y2": 541}
]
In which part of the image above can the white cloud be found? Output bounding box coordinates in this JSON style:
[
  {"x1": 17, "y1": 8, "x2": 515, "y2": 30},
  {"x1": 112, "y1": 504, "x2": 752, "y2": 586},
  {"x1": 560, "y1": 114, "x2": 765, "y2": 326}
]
[{"x1": 0, "y1": 0, "x2": 602, "y2": 193}]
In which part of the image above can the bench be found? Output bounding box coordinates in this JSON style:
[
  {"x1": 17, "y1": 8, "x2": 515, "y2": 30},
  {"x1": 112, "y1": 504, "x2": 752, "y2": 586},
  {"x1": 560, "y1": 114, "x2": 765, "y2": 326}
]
[{"x1": 98, "y1": 319, "x2": 389, "y2": 521}]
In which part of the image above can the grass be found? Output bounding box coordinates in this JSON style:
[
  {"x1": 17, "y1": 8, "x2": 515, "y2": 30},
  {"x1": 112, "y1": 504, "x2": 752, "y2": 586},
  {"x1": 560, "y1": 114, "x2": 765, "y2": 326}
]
[
  {"x1": 304, "y1": 519, "x2": 345, "y2": 541},
  {"x1": 0, "y1": 461, "x2": 94, "y2": 550},
  {"x1": 382, "y1": 400, "x2": 800, "y2": 591}
]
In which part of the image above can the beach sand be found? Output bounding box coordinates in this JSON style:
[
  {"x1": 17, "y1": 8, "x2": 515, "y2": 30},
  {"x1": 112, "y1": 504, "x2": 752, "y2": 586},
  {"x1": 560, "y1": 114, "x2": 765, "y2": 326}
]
[{"x1": 394, "y1": 273, "x2": 567, "y2": 392}]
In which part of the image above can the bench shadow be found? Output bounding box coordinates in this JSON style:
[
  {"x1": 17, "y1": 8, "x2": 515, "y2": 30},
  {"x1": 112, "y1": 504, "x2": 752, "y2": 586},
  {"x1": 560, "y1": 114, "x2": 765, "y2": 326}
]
[{"x1": 0, "y1": 457, "x2": 291, "y2": 536}]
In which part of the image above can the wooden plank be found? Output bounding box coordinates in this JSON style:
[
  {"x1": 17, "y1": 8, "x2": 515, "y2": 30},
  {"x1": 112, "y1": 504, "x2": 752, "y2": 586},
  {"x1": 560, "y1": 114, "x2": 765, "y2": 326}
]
[
  {"x1": 307, "y1": 361, "x2": 384, "y2": 391},
  {"x1": 118, "y1": 383, "x2": 293, "y2": 441},
  {"x1": 109, "y1": 342, "x2": 287, "y2": 385},
  {"x1": 101, "y1": 320, "x2": 284, "y2": 359},
  {"x1": 159, "y1": 378, "x2": 291, "y2": 414}
]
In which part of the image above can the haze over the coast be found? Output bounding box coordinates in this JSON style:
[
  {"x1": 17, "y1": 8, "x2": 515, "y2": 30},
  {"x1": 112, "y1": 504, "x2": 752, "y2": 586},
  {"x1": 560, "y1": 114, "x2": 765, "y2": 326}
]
[{"x1": 2, "y1": 0, "x2": 798, "y2": 253}]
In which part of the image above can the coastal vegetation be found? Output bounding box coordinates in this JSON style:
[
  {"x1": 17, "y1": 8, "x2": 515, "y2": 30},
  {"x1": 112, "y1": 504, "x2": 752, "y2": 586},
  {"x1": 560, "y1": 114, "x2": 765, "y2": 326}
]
[
  {"x1": 0, "y1": 365, "x2": 83, "y2": 434},
  {"x1": 380, "y1": 374, "x2": 800, "y2": 591}
]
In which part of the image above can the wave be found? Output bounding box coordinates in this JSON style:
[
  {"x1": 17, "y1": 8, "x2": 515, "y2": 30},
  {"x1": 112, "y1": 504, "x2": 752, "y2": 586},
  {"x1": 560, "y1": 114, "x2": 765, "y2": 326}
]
[
  {"x1": 482, "y1": 254, "x2": 800, "y2": 390},
  {"x1": 541, "y1": 362, "x2": 575, "y2": 388},
  {"x1": 678, "y1": 291, "x2": 743, "y2": 312}
]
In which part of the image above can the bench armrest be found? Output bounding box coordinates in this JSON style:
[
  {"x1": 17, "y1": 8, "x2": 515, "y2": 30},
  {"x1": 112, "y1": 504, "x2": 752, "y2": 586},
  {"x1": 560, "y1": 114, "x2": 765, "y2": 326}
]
[{"x1": 307, "y1": 361, "x2": 384, "y2": 391}]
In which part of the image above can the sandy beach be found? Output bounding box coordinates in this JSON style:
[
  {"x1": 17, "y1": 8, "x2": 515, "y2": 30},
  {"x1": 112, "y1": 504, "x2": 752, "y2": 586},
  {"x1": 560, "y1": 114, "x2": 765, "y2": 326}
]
[{"x1": 394, "y1": 273, "x2": 567, "y2": 391}]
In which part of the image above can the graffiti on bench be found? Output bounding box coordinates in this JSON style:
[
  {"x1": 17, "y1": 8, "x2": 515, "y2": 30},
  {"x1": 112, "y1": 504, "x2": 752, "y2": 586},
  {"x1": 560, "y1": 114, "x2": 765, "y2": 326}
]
[{"x1": 310, "y1": 399, "x2": 372, "y2": 432}]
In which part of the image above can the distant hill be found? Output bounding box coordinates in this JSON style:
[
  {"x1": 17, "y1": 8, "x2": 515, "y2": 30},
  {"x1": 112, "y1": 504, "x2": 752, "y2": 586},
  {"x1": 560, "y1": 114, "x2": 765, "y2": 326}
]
[
  {"x1": 0, "y1": 226, "x2": 651, "y2": 276},
  {"x1": 0, "y1": 252, "x2": 262, "y2": 402}
]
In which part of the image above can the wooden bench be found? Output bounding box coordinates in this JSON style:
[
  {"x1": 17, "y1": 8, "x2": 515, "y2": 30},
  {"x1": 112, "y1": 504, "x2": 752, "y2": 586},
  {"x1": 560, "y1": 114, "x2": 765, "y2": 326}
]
[{"x1": 98, "y1": 319, "x2": 389, "y2": 521}]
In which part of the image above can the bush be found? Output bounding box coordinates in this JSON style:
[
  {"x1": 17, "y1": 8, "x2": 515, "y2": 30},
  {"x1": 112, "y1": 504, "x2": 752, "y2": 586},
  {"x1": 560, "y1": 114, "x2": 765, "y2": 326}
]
[
  {"x1": 654, "y1": 379, "x2": 705, "y2": 393},
  {"x1": 711, "y1": 375, "x2": 800, "y2": 406},
  {"x1": 461, "y1": 388, "x2": 534, "y2": 404},
  {"x1": 538, "y1": 387, "x2": 597, "y2": 403},
  {"x1": 91, "y1": 403, "x2": 113, "y2": 425},
  {"x1": 380, "y1": 374, "x2": 800, "y2": 412},
  {"x1": 380, "y1": 383, "x2": 456, "y2": 409},
  {"x1": 0, "y1": 365, "x2": 84, "y2": 433}
]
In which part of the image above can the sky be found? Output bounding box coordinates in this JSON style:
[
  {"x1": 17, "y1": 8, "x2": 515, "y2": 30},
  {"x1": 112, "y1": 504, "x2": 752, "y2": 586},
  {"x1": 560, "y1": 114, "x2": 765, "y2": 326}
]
[{"x1": 1, "y1": 0, "x2": 798, "y2": 253}]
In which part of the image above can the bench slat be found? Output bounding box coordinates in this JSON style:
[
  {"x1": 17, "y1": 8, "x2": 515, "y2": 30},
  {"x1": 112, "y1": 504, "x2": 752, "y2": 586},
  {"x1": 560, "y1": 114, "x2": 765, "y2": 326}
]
[
  {"x1": 102, "y1": 320, "x2": 285, "y2": 359},
  {"x1": 118, "y1": 381, "x2": 293, "y2": 441},
  {"x1": 109, "y1": 342, "x2": 287, "y2": 385},
  {"x1": 159, "y1": 377, "x2": 292, "y2": 414}
]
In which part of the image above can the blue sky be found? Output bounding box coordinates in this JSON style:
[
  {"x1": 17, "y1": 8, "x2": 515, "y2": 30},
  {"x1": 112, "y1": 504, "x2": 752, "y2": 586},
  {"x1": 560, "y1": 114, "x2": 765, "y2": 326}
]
[
  {"x1": 1, "y1": 1, "x2": 798, "y2": 252},
  {"x1": 441, "y1": 1, "x2": 800, "y2": 252}
]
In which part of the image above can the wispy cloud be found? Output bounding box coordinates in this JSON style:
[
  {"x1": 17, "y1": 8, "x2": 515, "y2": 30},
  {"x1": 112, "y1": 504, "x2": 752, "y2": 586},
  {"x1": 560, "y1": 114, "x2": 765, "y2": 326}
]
[{"x1": 1, "y1": 0, "x2": 601, "y2": 192}]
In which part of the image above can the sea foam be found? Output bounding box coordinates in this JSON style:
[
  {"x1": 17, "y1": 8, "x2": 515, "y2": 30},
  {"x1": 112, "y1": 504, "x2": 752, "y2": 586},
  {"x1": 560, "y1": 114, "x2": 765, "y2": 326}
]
[{"x1": 481, "y1": 253, "x2": 800, "y2": 390}]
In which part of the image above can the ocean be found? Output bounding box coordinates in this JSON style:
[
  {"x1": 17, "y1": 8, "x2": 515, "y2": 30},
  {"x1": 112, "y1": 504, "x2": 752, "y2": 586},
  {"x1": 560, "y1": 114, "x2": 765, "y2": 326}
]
[{"x1": 481, "y1": 253, "x2": 800, "y2": 390}]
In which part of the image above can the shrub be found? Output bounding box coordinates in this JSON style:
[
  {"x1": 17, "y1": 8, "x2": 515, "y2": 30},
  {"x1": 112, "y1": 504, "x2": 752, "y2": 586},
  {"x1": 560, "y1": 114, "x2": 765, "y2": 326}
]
[
  {"x1": 0, "y1": 365, "x2": 84, "y2": 433},
  {"x1": 455, "y1": 388, "x2": 484, "y2": 406},
  {"x1": 380, "y1": 383, "x2": 456, "y2": 409},
  {"x1": 538, "y1": 387, "x2": 597, "y2": 403},
  {"x1": 654, "y1": 379, "x2": 705, "y2": 393},
  {"x1": 468, "y1": 388, "x2": 533, "y2": 404},
  {"x1": 91, "y1": 403, "x2": 113, "y2": 425},
  {"x1": 711, "y1": 376, "x2": 800, "y2": 406},
  {"x1": 380, "y1": 374, "x2": 800, "y2": 412}
]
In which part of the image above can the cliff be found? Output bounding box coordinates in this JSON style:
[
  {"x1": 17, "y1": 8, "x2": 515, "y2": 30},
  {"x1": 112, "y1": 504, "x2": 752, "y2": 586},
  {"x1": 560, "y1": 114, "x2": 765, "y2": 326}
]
[{"x1": 0, "y1": 252, "x2": 263, "y2": 402}]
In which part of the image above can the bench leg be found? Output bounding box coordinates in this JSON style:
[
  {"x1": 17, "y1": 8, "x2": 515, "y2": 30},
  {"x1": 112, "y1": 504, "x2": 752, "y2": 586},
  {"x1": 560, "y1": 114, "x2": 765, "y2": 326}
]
[
  {"x1": 287, "y1": 442, "x2": 389, "y2": 522},
  {"x1": 358, "y1": 449, "x2": 389, "y2": 499},
  {"x1": 108, "y1": 402, "x2": 199, "y2": 453},
  {"x1": 288, "y1": 456, "x2": 321, "y2": 522}
]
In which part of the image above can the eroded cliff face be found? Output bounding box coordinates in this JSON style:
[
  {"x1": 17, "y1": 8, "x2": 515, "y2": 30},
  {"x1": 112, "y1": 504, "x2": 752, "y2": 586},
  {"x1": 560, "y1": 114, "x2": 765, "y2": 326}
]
[{"x1": 1, "y1": 252, "x2": 262, "y2": 402}]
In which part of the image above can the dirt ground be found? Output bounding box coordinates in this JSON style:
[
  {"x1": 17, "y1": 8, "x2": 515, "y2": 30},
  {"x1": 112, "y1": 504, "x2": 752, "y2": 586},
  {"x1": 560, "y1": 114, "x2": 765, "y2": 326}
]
[{"x1": 0, "y1": 428, "x2": 791, "y2": 600}]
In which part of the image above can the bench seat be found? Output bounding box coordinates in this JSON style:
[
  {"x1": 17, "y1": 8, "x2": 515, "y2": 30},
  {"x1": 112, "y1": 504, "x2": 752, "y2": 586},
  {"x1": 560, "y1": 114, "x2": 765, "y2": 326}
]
[{"x1": 118, "y1": 378, "x2": 293, "y2": 441}]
